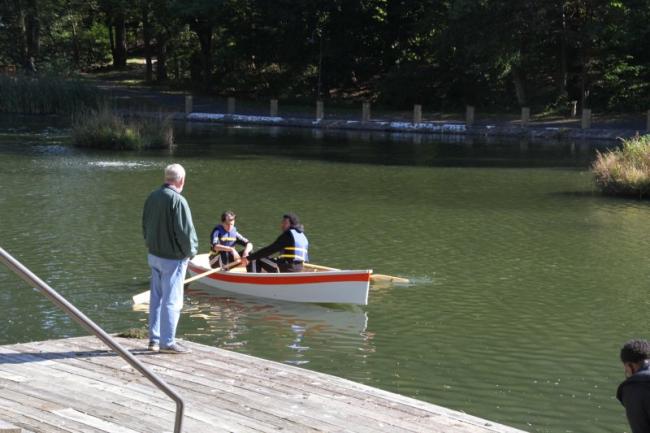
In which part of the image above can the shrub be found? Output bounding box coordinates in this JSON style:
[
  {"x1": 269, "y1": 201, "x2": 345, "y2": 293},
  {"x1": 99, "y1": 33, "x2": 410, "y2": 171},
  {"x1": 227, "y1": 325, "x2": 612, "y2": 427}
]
[
  {"x1": 72, "y1": 107, "x2": 173, "y2": 150},
  {"x1": 0, "y1": 74, "x2": 101, "y2": 114},
  {"x1": 593, "y1": 134, "x2": 650, "y2": 197}
]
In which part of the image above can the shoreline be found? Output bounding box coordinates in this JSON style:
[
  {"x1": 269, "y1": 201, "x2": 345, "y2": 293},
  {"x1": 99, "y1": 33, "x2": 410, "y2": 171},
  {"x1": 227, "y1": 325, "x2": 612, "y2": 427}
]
[{"x1": 181, "y1": 111, "x2": 641, "y2": 142}]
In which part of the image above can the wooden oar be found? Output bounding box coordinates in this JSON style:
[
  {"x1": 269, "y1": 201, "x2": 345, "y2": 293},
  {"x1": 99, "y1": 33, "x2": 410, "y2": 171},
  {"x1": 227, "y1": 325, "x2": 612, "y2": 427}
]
[
  {"x1": 184, "y1": 259, "x2": 241, "y2": 284},
  {"x1": 369, "y1": 274, "x2": 410, "y2": 284},
  {"x1": 132, "y1": 259, "x2": 242, "y2": 305},
  {"x1": 302, "y1": 263, "x2": 410, "y2": 285}
]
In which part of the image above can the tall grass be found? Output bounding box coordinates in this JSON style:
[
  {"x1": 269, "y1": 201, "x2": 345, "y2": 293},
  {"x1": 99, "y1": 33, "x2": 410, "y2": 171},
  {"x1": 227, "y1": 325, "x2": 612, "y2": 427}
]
[
  {"x1": 0, "y1": 74, "x2": 101, "y2": 114},
  {"x1": 593, "y1": 134, "x2": 650, "y2": 197},
  {"x1": 72, "y1": 106, "x2": 173, "y2": 150}
]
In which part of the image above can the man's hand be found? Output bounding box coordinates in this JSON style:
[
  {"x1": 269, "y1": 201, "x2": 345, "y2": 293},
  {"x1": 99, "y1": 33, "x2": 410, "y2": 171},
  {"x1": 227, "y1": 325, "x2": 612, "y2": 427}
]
[{"x1": 240, "y1": 257, "x2": 249, "y2": 267}]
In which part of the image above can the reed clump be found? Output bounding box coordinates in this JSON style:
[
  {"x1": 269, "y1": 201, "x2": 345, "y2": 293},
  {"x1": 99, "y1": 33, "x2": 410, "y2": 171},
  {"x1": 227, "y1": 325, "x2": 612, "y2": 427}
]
[
  {"x1": 0, "y1": 74, "x2": 101, "y2": 114},
  {"x1": 593, "y1": 134, "x2": 650, "y2": 197},
  {"x1": 72, "y1": 107, "x2": 174, "y2": 150}
]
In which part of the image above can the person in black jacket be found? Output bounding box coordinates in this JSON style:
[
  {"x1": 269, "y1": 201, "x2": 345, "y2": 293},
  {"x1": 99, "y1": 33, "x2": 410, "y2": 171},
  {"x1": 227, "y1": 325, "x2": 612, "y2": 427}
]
[
  {"x1": 617, "y1": 339, "x2": 650, "y2": 433},
  {"x1": 241, "y1": 213, "x2": 309, "y2": 273}
]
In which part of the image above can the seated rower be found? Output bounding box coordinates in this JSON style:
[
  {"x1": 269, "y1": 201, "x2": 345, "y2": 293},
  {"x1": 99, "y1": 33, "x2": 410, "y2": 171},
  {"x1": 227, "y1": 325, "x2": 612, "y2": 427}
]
[
  {"x1": 240, "y1": 213, "x2": 308, "y2": 273},
  {"x1": 209, "y1": 211, "x2": 253, "y2": 269}
]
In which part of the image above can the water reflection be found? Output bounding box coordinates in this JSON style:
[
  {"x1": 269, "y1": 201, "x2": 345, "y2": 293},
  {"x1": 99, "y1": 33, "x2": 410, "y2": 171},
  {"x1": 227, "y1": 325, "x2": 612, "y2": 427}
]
[
  {"x1": 174, "y1": 121, "x2": 615, "y2": 168},
  {"x1": 134, "y1": 287, "x2": 370, "y2": 366}
]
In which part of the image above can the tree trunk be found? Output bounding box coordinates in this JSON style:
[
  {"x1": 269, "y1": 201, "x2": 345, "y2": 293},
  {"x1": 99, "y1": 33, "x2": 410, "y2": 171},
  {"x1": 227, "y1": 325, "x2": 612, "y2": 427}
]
[
  {"x1": 107, "y1": 19, "x2": 115, "y2": 62},
  {"x1": 25, "y1": 0, "x2": 39, "y2": 65},
  {"x1": 113, "y1": 11, "x2": 127, "y2": 68},
  {"x1": 191, "y1": 21, "x2": 213, "y2": 90},
  {"x1": 142, "y1": 3, "x2": 153, "y2": 82},
  {"x1": 13, "y1": 0, "x2": 28, "y2": 70},
  {"x1": 156, "y1": 34, "x2": 168, "y2": 82},
  {"x1": 71, "y1": 19, "x2": 80, "y2": 67},
  {"x1": 511, "y1": 66, "x2": 527, "y2": 107},
  {"x1": 558, "y1": 5, "x2": 568, "y2": 98},
  {"x1": 579, "y1": 58, "x2": 588, "y2": 110}
]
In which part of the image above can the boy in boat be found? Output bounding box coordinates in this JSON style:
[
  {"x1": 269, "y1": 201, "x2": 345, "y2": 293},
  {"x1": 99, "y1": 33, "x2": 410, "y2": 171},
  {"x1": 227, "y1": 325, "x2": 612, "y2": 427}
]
[
  {"x1": 240, "y1": 213, "x2": 308, "y2": 273},
  {"x1": 209, "y1": 211, "x2": 253, "y2": 269}
]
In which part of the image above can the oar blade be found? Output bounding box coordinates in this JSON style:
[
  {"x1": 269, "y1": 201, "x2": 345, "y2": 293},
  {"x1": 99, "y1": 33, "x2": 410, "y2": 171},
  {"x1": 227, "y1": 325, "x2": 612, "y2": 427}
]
[
  {"x1": 132, "y1": 290, "x2": 150, "y2": 305},
  {"x1": 370, "y1": 274, "x2": 410, "y2": 285}
]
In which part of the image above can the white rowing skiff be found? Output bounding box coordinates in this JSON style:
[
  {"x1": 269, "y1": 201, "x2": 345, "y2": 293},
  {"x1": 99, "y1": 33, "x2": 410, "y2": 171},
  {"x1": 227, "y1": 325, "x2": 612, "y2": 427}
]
[{"x1": 187, "y1": 253, "x2": 371, "y2": 305}]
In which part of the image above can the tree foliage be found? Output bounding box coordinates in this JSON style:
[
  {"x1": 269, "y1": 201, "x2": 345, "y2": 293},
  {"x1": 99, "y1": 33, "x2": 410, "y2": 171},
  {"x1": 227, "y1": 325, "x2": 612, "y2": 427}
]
[{"x1": 0, "y1": 0, "x2": 647, "y2": 111}]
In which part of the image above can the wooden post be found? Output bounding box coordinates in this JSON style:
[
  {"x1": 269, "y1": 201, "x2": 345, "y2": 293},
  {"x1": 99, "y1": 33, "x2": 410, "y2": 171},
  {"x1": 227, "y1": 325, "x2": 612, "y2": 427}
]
[
  {"x1": 184, "y1": 95, "x2": 192, "y2": 114},
  {"x1": 270, "y1": 99, "x2": 278, "y2": 117},
  {"x1": 361, "y1": 102, "x2": 371, "y2": 123},
  {"x1": 521, "y1": 107, "x2": 530, "y2": 127},
  {"x1": 413, "y1": 104, "x2": 422, "y2": 124},
  {"x1": 647, "y1": 109, "x2": 650, "y2": 132},
  {"x1": 227, "y1": 97, "x2": 235, "y2": 114},
  {"x1": 570, "y1": 101, "x2": 578, "y2": 117},
  {"x1": 581, "y1": 108, "x2": 592, "y2": 129},
  {"x1": 466, "y1": 106, "x2": 475, "y2": 127},
  {"x1": 316, "y1": 100, "x2": 324, "y2": 120}
]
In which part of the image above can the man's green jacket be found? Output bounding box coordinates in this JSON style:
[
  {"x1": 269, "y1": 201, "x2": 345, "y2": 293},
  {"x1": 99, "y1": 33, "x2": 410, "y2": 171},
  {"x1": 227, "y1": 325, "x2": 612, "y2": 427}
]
[{"x1": 142, "y1": 184, "x2": 198, "y2": 260}]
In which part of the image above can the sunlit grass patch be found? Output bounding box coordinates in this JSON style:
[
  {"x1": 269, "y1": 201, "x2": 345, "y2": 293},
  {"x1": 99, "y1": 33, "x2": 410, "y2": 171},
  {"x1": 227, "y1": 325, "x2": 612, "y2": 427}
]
[
  {"x1": 72, "y1": 106, "x2": 173, "y2": 150},
  {"x1": 593, "y1": 134, "x2": 650, "y2": 197}
]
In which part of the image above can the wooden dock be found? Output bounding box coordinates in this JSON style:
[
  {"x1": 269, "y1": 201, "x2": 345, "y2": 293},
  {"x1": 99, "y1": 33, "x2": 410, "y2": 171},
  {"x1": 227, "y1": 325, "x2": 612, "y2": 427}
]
[{"x1": 0, "y1": 336, "x2": 526, "y2": 433}]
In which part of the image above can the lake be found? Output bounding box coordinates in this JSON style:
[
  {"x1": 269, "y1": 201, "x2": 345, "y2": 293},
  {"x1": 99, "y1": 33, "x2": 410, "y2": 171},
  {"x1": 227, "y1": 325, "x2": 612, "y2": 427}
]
[{"x1": 0, "y1": 117, "x2": 645, "y2": 433}]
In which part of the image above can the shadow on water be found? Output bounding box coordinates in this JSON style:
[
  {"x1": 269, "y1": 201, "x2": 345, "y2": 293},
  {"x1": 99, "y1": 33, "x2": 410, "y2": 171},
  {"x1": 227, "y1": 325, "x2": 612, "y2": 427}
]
[
  {"x1": 174, "y1": 122, "x2": 617, "y2": 169},
  {"x1": 0, "y1": 114, "x2": 619, "y2": 169},
  {"x1": 550, "y1": 190, "x2": 650, "y2": 204}
]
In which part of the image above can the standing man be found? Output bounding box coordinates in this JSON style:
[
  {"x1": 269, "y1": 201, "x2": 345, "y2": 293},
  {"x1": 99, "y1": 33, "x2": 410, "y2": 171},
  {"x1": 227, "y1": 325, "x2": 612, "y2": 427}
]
[
  {"x1": 617, "y1": 339, "x2": 650, "y2": 433},
  {"x1": 142, "y1": 163, "x2": 198, "y2": 354},
  {"x1": 240, "y1": 213, "x2": 308, "y2": 273}
]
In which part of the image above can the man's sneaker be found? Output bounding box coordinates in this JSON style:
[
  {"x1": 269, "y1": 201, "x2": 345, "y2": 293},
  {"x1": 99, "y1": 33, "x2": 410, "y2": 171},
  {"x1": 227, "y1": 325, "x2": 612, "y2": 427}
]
[
  {"x1": 148, "y1": 341, "x2": 159, "y2": 352},
  {"x1": 159, "y1": 343, "x2": 191, "y2": 354}
]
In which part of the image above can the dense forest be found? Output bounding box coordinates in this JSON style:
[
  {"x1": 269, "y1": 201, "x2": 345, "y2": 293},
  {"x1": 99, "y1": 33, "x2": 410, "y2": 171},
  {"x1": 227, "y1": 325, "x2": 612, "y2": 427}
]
[{"x1": 0, "y1": 0, "x2": 648, "y2": 111}]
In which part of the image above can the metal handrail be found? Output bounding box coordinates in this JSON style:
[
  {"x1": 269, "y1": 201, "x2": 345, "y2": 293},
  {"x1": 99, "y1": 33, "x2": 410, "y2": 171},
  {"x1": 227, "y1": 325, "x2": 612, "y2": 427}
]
[{"x1": 0, "y1": 247, "x2": 184, "y2": 433}]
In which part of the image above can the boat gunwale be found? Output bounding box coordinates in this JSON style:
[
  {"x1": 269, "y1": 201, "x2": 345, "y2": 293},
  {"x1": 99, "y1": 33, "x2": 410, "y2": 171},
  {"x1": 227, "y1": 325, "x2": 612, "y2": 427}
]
[{"x1": 187, "y1": 263, "x2": 372, "y2": 286}]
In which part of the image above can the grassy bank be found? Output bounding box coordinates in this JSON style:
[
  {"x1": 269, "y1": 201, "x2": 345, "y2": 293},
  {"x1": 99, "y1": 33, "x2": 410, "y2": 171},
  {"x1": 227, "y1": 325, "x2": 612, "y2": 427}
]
[
  {"x1": 72, "y1": 107, "x2": 173, "y2": 150},
  {"x1": 593, "y1": 134, "x2": 650, "y2": 197},
  {"x1": 0, "y1": 74, "x2": 101, "y2": 114}
]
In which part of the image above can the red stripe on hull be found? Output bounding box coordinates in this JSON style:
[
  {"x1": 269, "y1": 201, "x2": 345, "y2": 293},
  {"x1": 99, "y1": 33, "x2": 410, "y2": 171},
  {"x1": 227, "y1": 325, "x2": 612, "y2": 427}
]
[{"x1": 188, "y1": 265, "x2": 370, "y2": 285}]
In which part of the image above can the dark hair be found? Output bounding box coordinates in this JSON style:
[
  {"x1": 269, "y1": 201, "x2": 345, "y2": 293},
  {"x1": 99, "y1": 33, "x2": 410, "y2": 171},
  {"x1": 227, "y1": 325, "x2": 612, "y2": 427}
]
[
  {"x1": 283, "y1": 213, "x2": 304, "y2": 231},
  {"x1": 221, "y1": 210, "x2": 236, "y2": 222},
  {"x1": 620, "y1": 339, "x2": 650, "y2": 363}
]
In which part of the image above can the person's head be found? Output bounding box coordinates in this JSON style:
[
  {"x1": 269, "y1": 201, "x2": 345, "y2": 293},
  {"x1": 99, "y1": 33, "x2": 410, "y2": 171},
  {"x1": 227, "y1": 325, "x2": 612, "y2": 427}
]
[
  {"x1": 221, "y1": 210, "x2": 236, "y2": 230},
  {"x1": 281, "y1": 213, "x2": 303, "y2": 232},
  {"x1": 620, "y1": 339, "x2": 650, "y2": 378},
  {"x1": 164, "y1": 163, "x2": 186, "y2": 192}
]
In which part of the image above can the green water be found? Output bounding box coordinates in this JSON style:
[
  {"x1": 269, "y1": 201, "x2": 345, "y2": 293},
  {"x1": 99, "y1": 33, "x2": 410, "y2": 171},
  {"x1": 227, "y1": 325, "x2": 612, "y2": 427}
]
[{"x1": 0, "y1": 119, "x2": 647, "y2": 433}]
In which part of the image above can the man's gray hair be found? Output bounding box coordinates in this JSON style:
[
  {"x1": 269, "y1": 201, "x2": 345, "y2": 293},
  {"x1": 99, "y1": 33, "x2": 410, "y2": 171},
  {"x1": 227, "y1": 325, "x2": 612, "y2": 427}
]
[{"x1": 164, "y1": 163, "x2": 186, "y2": 183}]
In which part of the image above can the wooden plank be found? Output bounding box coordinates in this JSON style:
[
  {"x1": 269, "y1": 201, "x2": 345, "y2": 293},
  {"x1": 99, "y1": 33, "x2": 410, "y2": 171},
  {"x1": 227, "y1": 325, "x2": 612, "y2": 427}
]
[
  {"x1": 52, "y1": 409, "x2": 142, "y2": 433},
  {"x1": 112, "y1": 338, "x2": 497, "y2": 433},
  {"x1": 0, "y1": 392, "x2": 93, "y2": 433},
  {"x1": 87, "y1": 337, "x2": 518, "y2": 433},
  {"x1": 15, "y1": 340, "x2": 316, "y2": 433},
  {"x1": 3, "y1": 342, "x2": 271, "y2": 433},
  {"x1": 0, "y1": 336, "x2": 527, "y2": 433},
  {"x1": 57, "y1": 337, "x2": 425, "y2": 433},
  {"x1": 0, "y1": 420, "x2": 22, "y2": 433},
  {"x1": 152, "y1": 339, "x2": 523, "y2": 433},
  {"x1": 0, "y1": 401, "x2": 70, "y2": 433},
  {"x1": 63, "y1": 339, "x2": 347, "y2": 433},
  {"x1": 0, "y1": 377, "x2": 168, "y2": 433}
]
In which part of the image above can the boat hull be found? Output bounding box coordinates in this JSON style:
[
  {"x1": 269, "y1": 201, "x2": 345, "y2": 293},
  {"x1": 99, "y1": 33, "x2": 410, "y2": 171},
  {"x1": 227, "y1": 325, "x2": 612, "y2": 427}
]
[{"x1": 187, "y1": 254, "x2": 370, "y2": 305}]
